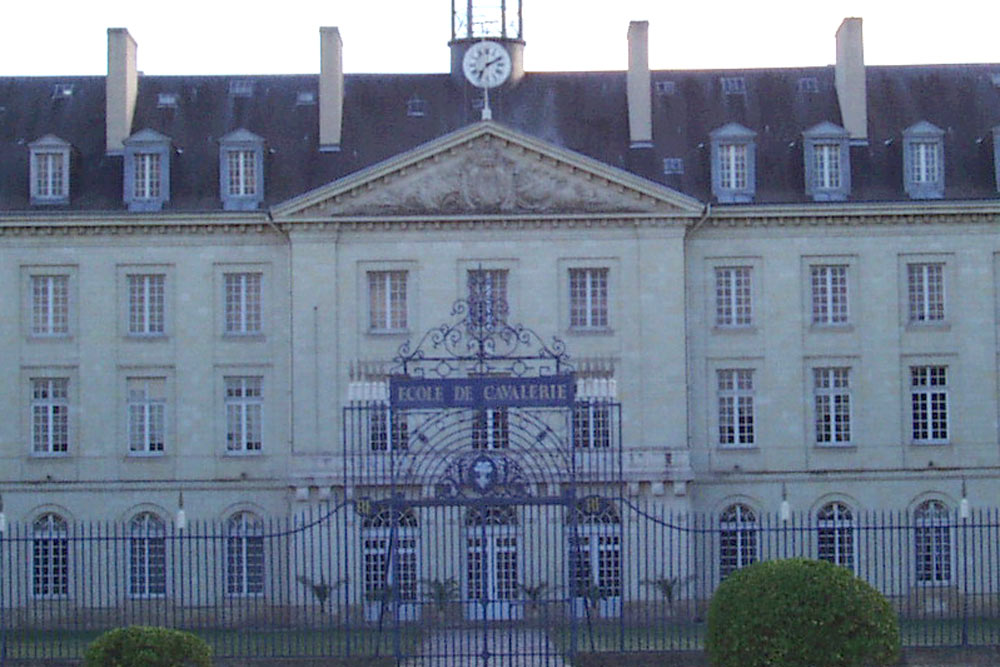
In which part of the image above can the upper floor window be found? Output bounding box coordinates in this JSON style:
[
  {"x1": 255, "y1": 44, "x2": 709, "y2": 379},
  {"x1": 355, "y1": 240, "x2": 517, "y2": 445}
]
[
  {"x1": 31, "y1": 274, "x2": 69, "y2": 336},
  {"x1": 28, "y1": 135, "x2": 71, "y2": 205},
  {"x1": 710, "y1": 123, "x2": 756, "y2": 203},
  {"x1": 903, "y1": 121, "x2": 945, "y2": 199},
  {"x1": 803, "y1": 122, "x2": 850, "y2": 201},
  {"x1": 993, "y1": 125, "x2": 1000, "y2": 193},
  {"x1": 128, "y1": 274, "x2": 165, "y2": 336},
  {"x1": 368, "y1": 270, "x2": 407, "y2": 332},
  {"x1": 810, "y1": 265, "x2": 848, "y2": 325},
  {"x1": 715, "y1": 266, "x2": 752, "y2": 328},
  {"x1": 123, "y1": 129, "x2": 171, "y2": 212},
  {"x1": 467, "y1": 269, "x2": 508, "y2": 330},
  {"x1": 218, "y1": 129, "x2": 264, "y2": 210},
  {"x1": 224, "y1": 272, "x2": 262, "y2": 335},
  {"x1": 569, "y1": 268, "x2": 609, "y2": 330},
  {"x1": 813, "y1": 367, "x2": 851, "y2": 446},
  {"x1": 907, "y1": 263, "x2": 945, "y2": 324}
]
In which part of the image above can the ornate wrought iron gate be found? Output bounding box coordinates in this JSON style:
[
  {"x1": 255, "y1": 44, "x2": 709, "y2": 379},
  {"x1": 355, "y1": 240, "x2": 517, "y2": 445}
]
[{"x1": 343, "y1": 276, "x2": 623, "y2": 665}]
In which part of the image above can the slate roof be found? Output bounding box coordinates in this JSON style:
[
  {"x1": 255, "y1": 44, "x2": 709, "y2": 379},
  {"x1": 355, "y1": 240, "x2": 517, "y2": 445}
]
[{"x1": 1, "y1": 64, "x2": 999, "y2": 212}]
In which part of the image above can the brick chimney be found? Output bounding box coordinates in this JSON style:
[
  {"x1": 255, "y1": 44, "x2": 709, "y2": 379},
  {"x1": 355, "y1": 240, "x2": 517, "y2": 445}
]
[
  {"x1": 319, "y1": 27, "x2": 344, "y2": 151},
  {"x1": 106, "y1": 28, "x2": 138, "y2": 155},
  {"x1": 627, "y1": 21, "x2": 653, "y2": 148},
  {"x1": 835, "y1": 17, "x2": 868, "y2": 142}
]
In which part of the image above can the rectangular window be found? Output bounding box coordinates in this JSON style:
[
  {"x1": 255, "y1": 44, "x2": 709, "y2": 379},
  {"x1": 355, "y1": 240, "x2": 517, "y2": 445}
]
[
  {"x1": 368, "y1": 270, "x2": 407, "y2": 331},
  {"x1": 32, "y1": 378, "x2": 69, "y2": 454},
  {"x1": 128, "y1": 378, "x2": 166, "y2": 453},
  {"x1": 31, "y1": 274, "x2": 69, "y2": 336},
  {"x1": 472, "y1": 408, "x2": 509, "y2": 449},
  {"x1": 128, "y1": 274, "x2": 165, "y2": 335},
  {"x1": 467, "y1": 269, "x2": 508, "y2": 329},
  {"x1": 133, "y1": 153, "x2": 161, "y2": 199},
  {"x1": 227, "y1": 150, "x2": 257, "y2": 196},
  {"x1": 569, "y1": 268, "x2": 609, "y2": 329},
  {"x1": 812, "y1": 144, "x2": 841, "y2": 189},
  {"x1": 226, "y1": 376, "x2": 263, "y2": 452},
  {"x1": 907, "y1": 263, "x2": 945, "y2": 323},
  {"x1": 911, "y1": 142, "x2": 940, "y2": 184},
  {"x1": 34, "y1": 152, "x2": 65, "y2": 198},
  {"x1": 224, "y1": 272, "x2": 262, "y2": 335},
  {"x1": 814, "y1": 368, "x2": 851, "y2": 445},
  {"x1": 810, "y1": 265, "x2": 848, "y2": 325},
  {"x1": 717, "y1": 369, "x2": 754, "y2": 447},
  {"x1": 369, "y1": 407, "x2": 409, "y2": 451},
  {"x1": 715, "y1": 267, "x2": 752, "y2": 327},
  {"x1": 573, "y1": 400, "x2": 611, "y2": 448},
  {"x1": 718, "y1": 144, "x2": 748, "y2": 189},
  {"x1": 911, "y1": 366, "x2": 948, "y2": 443}
]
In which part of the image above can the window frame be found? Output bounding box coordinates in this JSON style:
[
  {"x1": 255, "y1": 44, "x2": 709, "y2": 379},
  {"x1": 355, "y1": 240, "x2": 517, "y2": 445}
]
[
  {"x1": 816, "y1": 501, "x2": 856, "y2": 571},
  {"x1": 719, "y1": 503, "x2": 757, "y2": 578},
  {"x1": 126, "y1": 272, "x2": 167, "y2": 338},
  {"x1": 28, "y1": 135, "x2": 71, "y2": 205},
  {"x1": 225, "y1": 511, "x2": 265, "y2": 597},
  {"x1": 710, "y1": 123, "x2": 756, "y2": 203},
  {"x1": 218, "y1": 129, "x2": 265, "y2": 210},
  {"x1": 716, "y1": 368, "x2": 755, "y2": 448},
  {"x1": 223, "y1": 271, "x2": 264, "y2": 337},
  {"x1": 368, "y1": 270, "x2": 409, "y2": 333},
  {"x1": 913, "y1": 499, "x2": 952, "y2": 585},
  {"x1": 568, "y1": 267, "x2": 610, "y2": 331},
  {"x1": 126, "y1": 377, "x2": 168, "y2": 455},
  {"x1": 810, "y1": 264, "x2": 850, "y2": 327},
  {"x1": 909, "y1": 365, "x2": 949, "y2": 445},
  {"x1": 906, "y1": 262, "x2": 946, "y2": 325},
  {"x1": 466, "y1": 267, "x2": 510, "y2": 330},
  {"x1": 29, "y1": 273, "x2": 71, "y2": 338},
  {"x1": 802, "y1": 122, "x2": 850, "y2": 201},
  {"x1": 813, "y1": 366, "x2": 852, "y2": 447},
  {"x1": 32, "y1": 513, "x2": 70, "y2": 599},
  {"x1": 123, "y1": 129, "x2": 171, "y2": 212},
  {"x1": 903, "y1": 121, "x2": 945, "y2": 199},
  {"x1": 128, "y1": 512, "x2": 167, "y2": 599},
  {"x1": 714, "y1": 266, "x2": 753, "y2": 329},
  {"x1": 224, "y1": 375, "x2": 264, "y2": 454},
  {"x1": 30, "y1": 377, "x2": 71, "y2": 456}
]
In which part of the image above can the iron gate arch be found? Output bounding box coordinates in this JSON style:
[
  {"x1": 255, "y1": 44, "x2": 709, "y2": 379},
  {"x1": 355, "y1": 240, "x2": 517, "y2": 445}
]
[{"x1": 343, "y1": 279, "x2": 623, "y2": 665}]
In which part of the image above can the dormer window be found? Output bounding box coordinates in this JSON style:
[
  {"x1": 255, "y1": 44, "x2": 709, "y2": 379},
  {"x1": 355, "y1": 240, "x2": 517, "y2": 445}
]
[
  {"x1": 218, "y1": 129, "x2": 265, "y2": 211},
  {"x1": 28, "y1": 135, "x2": 71, "y2": 205},
  {"x1": 903, "y1": 121, "x2": 945, "y2": 199},
  {"x1": 803, "y1": 122, "x2": 850, "y2": 201},
  {"x1": 123, "y1": 129, "x2": 171, "y2": 212},
  {"x1": 710, "y1": 123, "x2": 756, "y2": 203}
]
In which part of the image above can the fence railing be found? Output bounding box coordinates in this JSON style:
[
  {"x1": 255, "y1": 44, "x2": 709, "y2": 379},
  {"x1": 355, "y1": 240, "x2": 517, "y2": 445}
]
[{"x1": 1, "y1": 501, "x2": 998, "y2": 662}]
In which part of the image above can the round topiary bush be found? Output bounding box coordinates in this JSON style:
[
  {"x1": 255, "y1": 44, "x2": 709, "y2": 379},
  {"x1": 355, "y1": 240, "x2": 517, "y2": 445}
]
[
  {"x1": 706, "y1": 558, "x2": 900, "y2": 667},
  {"x1": 84, "y1": 625, "x2": 212, "y2": 667}
]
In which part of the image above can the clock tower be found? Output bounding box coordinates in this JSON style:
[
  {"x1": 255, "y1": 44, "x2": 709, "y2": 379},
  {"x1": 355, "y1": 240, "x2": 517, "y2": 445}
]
[{"x1": 450, "y1": 0, "x2": 525, "y2": 85}]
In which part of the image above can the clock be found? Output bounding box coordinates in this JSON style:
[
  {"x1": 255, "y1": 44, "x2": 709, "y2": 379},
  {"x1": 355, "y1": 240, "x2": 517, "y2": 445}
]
[{"x1": 462, "y1": 41, "x2": 512, "y2": 89}]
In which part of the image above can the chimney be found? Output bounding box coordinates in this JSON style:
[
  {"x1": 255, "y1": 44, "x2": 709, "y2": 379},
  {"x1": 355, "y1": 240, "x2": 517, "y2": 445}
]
[
  {"x1": 319, "y1": 27, "x2": 344, "y2": 151},
  {"x1": 835, "y1": 17, "x2": 868, "y2": 142},
  {"x1": 627, "y1": 21, "x2": 653, "y2": 148},
  {"x1": 106, "y1": 28, "x2": 138, "y2": 155}
]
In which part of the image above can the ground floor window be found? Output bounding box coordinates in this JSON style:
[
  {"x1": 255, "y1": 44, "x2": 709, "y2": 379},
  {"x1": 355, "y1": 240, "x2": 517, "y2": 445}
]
[
  {"x1": 816, "y1": 501, "x2": 855, "y2": 570},
  {"x1": 32, "y1": 513, "x2": 69, "y2": 598},
  {"x1": 226, "y1": 511, "x2": 264, "y2": 596},
  {"x1": 914, "y1": 499, "x2": 951, "y2": 584},
  {"x1": 719, "y1": 503, "x2": 757, "y2": 578},
  {"x1": 129, "y1": 512, "x2": 167, "y2": 598},
  {"x1": 362, "y1": 508, "x2": 419, "y2": 605}
]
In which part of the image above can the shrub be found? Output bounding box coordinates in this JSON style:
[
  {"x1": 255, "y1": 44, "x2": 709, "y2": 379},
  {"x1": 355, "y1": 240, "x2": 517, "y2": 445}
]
[
  {"x1": 706, "y1": 558, "x2": 900, "y2": 667},
  {"x1": 84, "y1": 625, "x2": 212, "y2": 667}
]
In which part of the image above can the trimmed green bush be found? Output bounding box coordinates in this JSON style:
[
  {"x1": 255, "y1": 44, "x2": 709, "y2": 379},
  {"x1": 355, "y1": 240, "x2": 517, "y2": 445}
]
[
  {"x1": 706, "y1": 558, "x2": 900, "y2": 667},
  {"x1": 84, "y1": 625, "x2": 212, "y2": 667}
]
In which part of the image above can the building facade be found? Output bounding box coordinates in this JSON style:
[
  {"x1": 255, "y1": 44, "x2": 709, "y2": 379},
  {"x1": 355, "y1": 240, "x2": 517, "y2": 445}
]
[{"x1": 2, "y1": 1, "x2": 1000, "y2": 622}]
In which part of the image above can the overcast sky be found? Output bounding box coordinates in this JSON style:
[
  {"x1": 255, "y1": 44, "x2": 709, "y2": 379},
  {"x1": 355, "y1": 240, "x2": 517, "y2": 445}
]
[{"x1": 2, "y1": 0, "x2": 998, "y2": 76}]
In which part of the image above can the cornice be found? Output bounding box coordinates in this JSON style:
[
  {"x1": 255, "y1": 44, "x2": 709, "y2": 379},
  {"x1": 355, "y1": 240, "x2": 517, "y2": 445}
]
[
  {"x1": 703, "y1": 200, "x2": 1000, "y2": 228},
  {"x1": 0, "y1": 211, "x2": 274, "y2": 237}
]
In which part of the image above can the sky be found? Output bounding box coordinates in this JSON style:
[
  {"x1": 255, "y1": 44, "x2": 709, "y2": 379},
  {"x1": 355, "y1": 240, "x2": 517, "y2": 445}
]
[{"x1": 1, "y1": 0, "x2": 999, "y2": 76}]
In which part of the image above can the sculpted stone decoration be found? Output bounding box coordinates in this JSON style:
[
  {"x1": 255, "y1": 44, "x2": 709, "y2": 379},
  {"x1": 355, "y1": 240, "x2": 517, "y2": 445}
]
[{"x1": 313, "y1": 137, "x2": 662, "y2": 216}]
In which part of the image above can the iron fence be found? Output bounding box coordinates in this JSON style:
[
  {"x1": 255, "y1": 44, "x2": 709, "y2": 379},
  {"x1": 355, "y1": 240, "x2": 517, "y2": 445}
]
[{"x1": 1, "y1": 501, "x2": 999, "y2": 663}]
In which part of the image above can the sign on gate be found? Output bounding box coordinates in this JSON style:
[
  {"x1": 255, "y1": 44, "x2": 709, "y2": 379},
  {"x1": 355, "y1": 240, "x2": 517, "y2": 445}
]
[{"x1": 390, "y1": 374, "x2": 576, "y2": 409}]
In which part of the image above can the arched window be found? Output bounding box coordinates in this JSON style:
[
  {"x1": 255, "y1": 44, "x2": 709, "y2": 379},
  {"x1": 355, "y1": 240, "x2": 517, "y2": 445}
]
[
  {"x1": 719, "y1": 504, "x2": 757, "y2": 578},
  {"x1": 914, "y1": 500, "x2": 951, "y2": 583},
  {"x1": 226, "y1": 511, "x2": 264, "y2": 596},
  {"x1": 32, "y1": 513, "x2": 69, "y2": 598},
  {"x1": 129, "y1": 512, "x2": 167, "y2": 598},
  {"x1": 362, "y1": 508, "x2": 419, "y2": 604},
  {"x1": 816, "y1": 502, "x2": 855, "y2": 570}
]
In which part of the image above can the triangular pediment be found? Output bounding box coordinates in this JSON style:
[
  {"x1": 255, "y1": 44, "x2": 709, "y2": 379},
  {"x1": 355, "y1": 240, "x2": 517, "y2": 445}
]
[{"x1": 273, "y1": 122, "x2": 703, "y2": 219}]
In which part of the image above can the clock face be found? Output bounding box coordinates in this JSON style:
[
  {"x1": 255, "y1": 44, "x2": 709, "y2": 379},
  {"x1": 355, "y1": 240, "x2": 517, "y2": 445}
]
[{"x1": 462, "y1": 41, "x2": 512, "y2": 89}]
